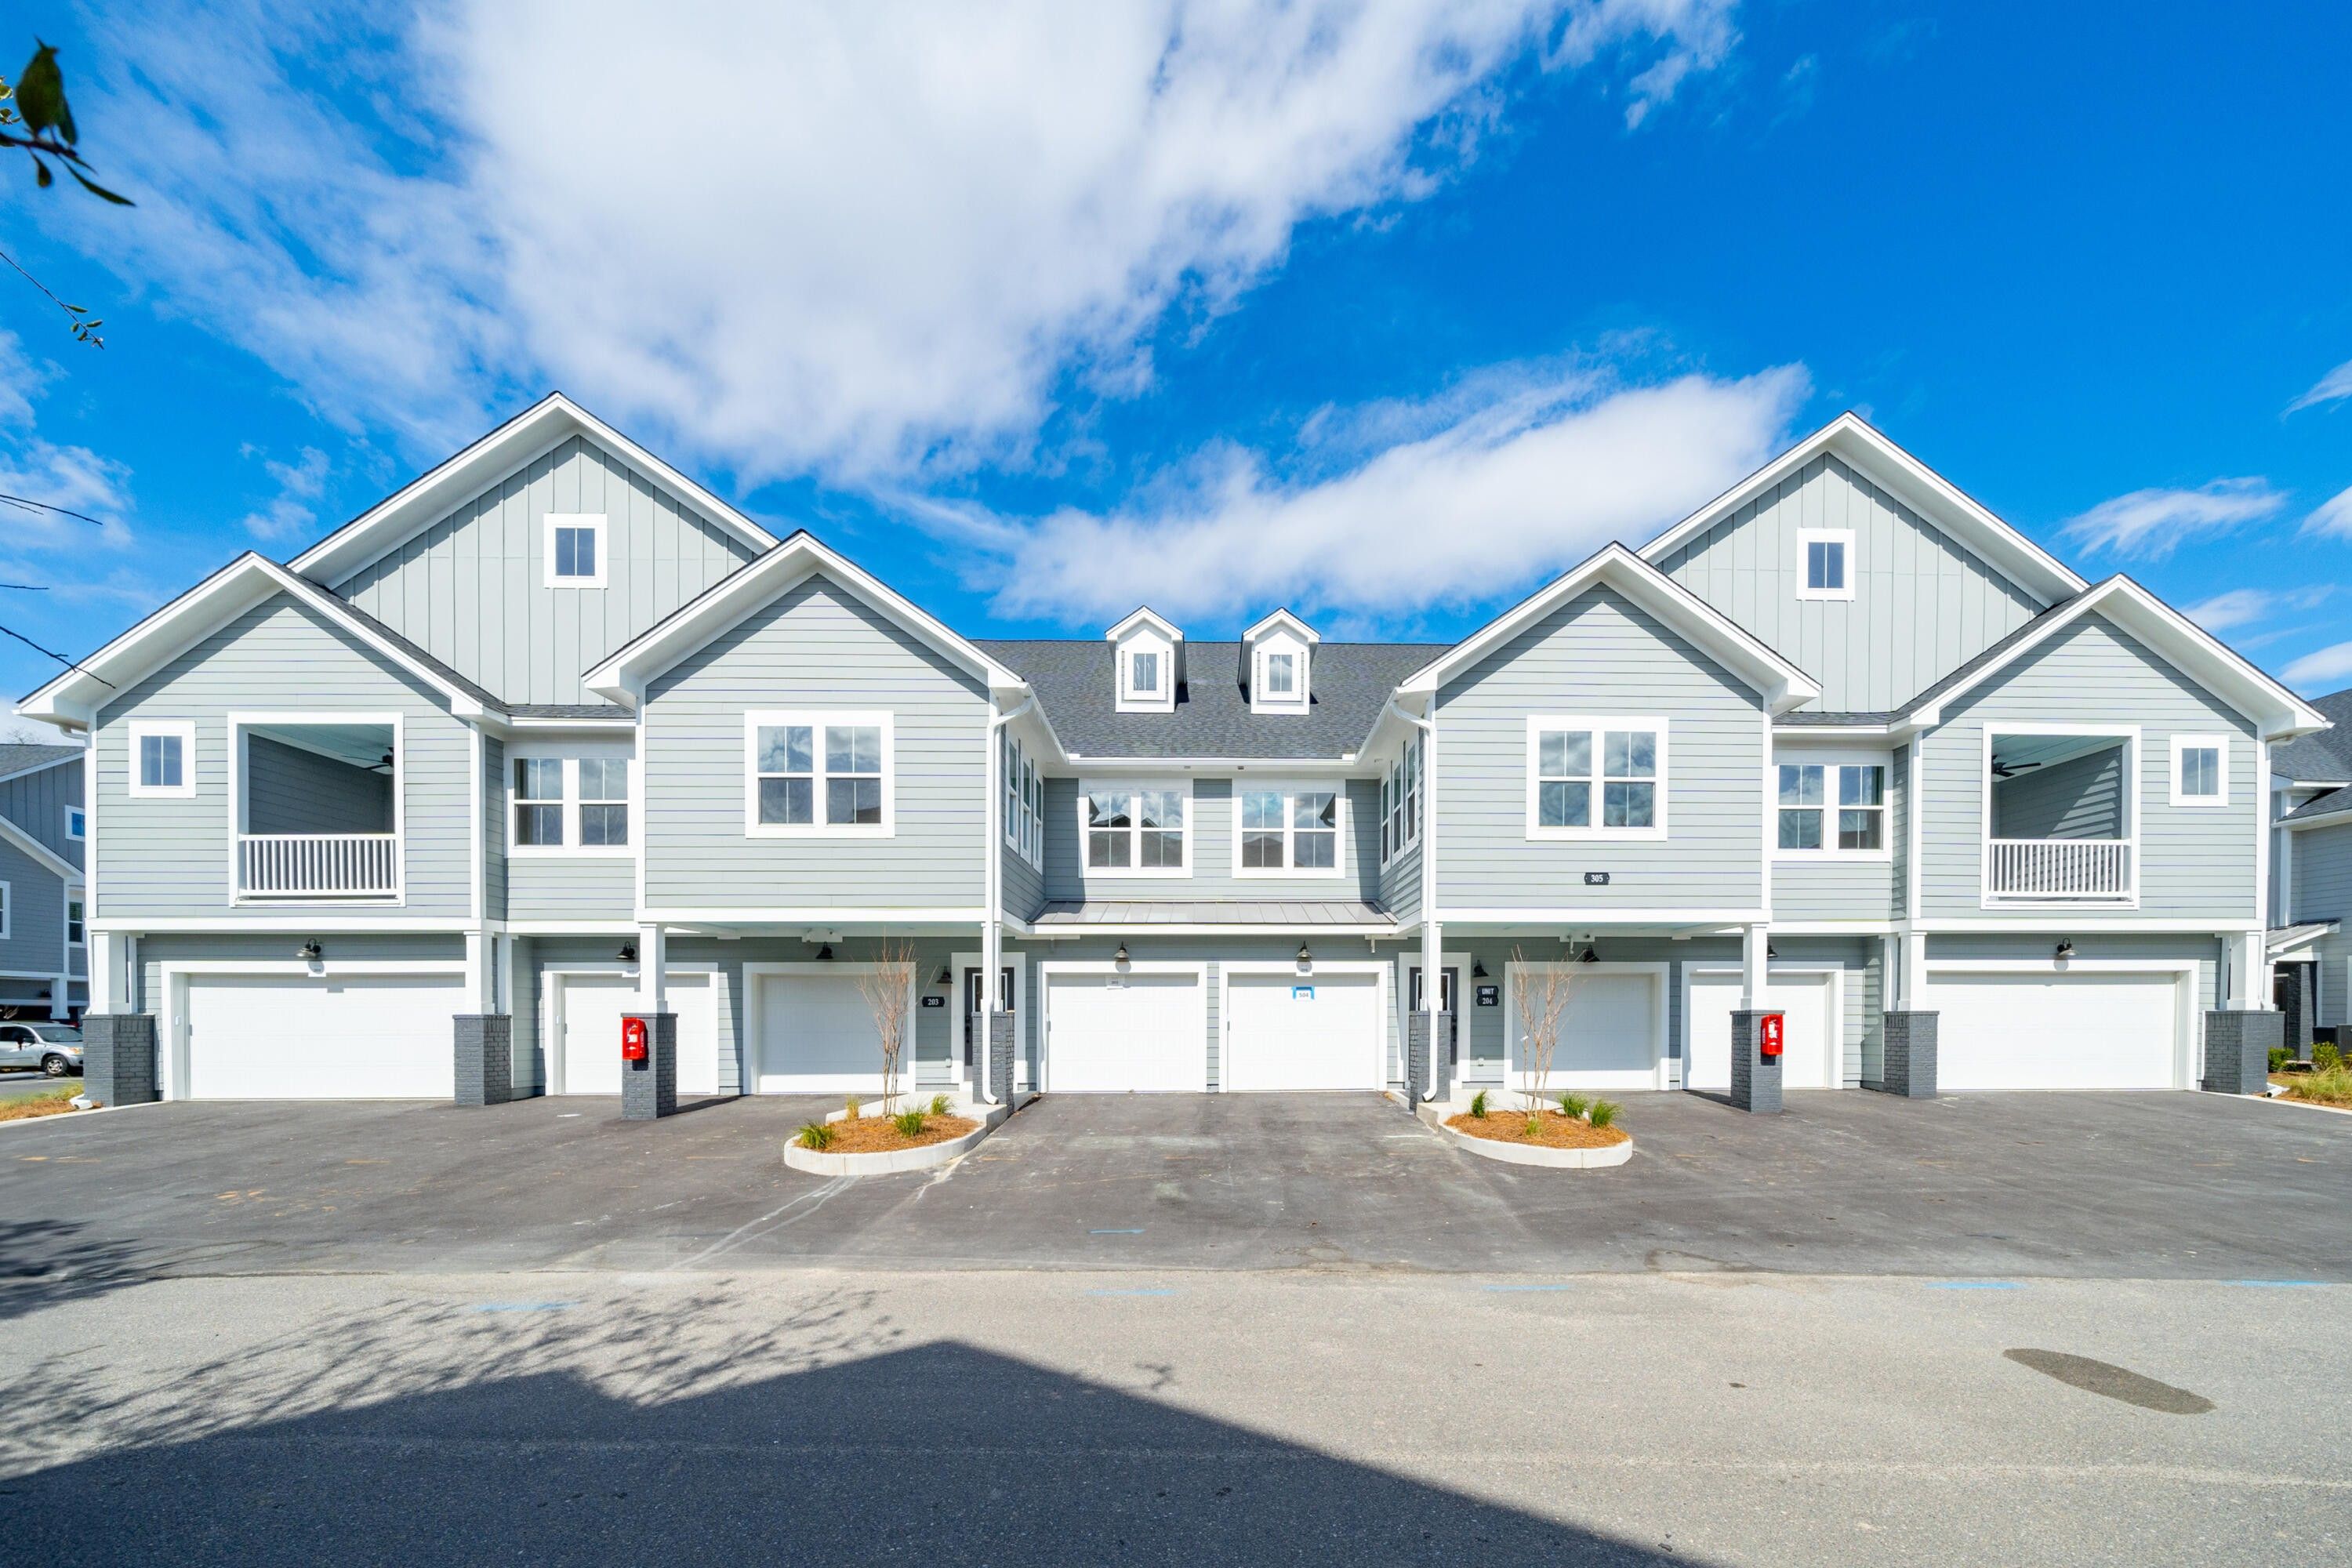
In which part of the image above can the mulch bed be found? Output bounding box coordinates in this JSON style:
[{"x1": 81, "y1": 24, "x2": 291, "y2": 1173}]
[
  {"x1": 1446, "y1": 1108, "x2": 1630, "y2": 1150},
  {"x1": 818, "y1": 1113, "x2": 980, "y2": 1153}
]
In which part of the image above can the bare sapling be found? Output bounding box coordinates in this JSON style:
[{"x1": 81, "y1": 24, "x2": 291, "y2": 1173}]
[
  {"x1": 858, "y1": 935, "x2": 920, "y2": 1111},
  {"x1": 1512, "y1": 945, "x2": 1574, "y2": 1118}
]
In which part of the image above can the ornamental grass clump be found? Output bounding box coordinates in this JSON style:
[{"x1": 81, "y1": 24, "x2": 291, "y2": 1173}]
[
  {"x1": 892, "y1": 1107, "x2": 927, "y2": 1138},
  {"x1": 1468, "y1": 1089, "x2": 1489, "y2": 1119},
  {"x1": 1588, "y1": 1100, "x2": 1619, "y2": 1130},
  {"x1": 796, "y1": 1121, "x2": 833, "y2": 1151},
  {"x1": 1556, "y1": 1091, "x2": 1589, "y2": 1119}
]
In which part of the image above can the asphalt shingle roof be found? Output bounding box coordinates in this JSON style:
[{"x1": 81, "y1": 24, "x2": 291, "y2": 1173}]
[
  {"x1": 975, "y1": 639, "x2": 1443, "y2": 760},
  {"x1": 0, "y1": 742, "x2": 82, "y2": 777},
  {"x1": 2271, "y1": 686, "x2": 2352, "y2": 783}
]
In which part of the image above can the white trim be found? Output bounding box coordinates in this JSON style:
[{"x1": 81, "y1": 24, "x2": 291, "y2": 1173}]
[
  {"x1": 2169, "y1": 732, "x2": 2230, "y2": 808},
  {"x1": 1769, "y1": 747, "x2": 1893, "y2": 862},
  {"x1": 0, "y1": 813, "x2": 81, "y2": 883},
  {"x1": 64, "y1": 804, "x2": 85, "y2": 842},
  {"x1": 0, "y1": 879, "x2": 9, "y2": 940},
  {"x1": 1076, "y1": 779, "x2": 1192, "y2": 878},
  {"x1": 1396, "y1": 543, "x2": 1819, "y2": 714},
  {"x1": 1036, "y1": 959, "x2": 1210, "y2": 1094},
  {"x1": 1523, "y1": 715, "x2": 1669, "y2": 841},
  {"x1": 742, "y1": 710, "x2": 896, "y2": 838},
  {"x1": 1795, "y1": 526, "x2": 1856, "y2": 601},
  {"x1": 65, "y1": 894, "x2": 83, "y2": 948},
  {"x1": 1433, "y1": 906, "x2": 1769, "y2": 926},
  {"x1": 1920, "y1": 957, "x2": 2198, "y2": 1091},
  {"x1": 1229, "y1": 779, "x2": 1348, "y2": 879},
  {"x1": 506, "y1": 741, "x2": 635, "y2": 858},
  {"x1": 1980, "y1": 723, "x2": 2139, "y2": 910},
  {"x1": 155, "y1": 958, "x2": 468, "y2": 1102},
  {"x1": 1502, "y1": 959, "x2": 1674, "y2": 1092},
  {"x1": 226, "y1": 711, "x2": 405, "y2": 906},
  {"x1": 1112, "y1": 622, "x2": 1178, "y2": 715},
  {"x1": 1241, "y1": 608, "x2": 1318, "y2": 646},
  {"x1": 1217, "y1": 959, "x2": 1388, "y2": 1093},
  {"x1": 1638, "y1": 412, "x2": 2087, "y2": 605},
  {"x1": 544, "y1": 960, "x2": 718, "y2": 1094},
  {"x1": 541, "y1": 512, "x2": 608, "y2": 589},
  {"x1": 1105, "y1": 606, "x2": 1184, "y2": 644},
  {"x1": 1026, "y1": 920, "x2": 1399, "y2": 937},
  {"x1": 126, "y1": 720, "x2": 196, "y2": 800},
  {"x1": 1679, "y1": 961, "x2": 1847, "y2": 1091},
  {"x1": 739, "y1": 960, "x2": 922, "y2": 1095},
  {"x1": 1914, "y1": 916, "x2": 2260, "y2": 933}
]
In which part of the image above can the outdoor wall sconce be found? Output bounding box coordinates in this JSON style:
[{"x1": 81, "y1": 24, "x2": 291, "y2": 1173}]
[
  {"x1": 1471, "y1": 958, "x2": 1489, "y2": 978},
  {"x1": 1297, "y1": 942, "x2": 1312, "y2": 966},
  {"x1": 816, "y1": 944, "x2": 834, "y2": 962},
  {"x1": 1766, "y1": 942, "x2": 1779, "y2": 960},
  {"x1": 936, "y1": 966, "x2": 953, "y2": 986},
  {"x1": 2054, "y1": 938, "x2": 2074, "y2": 960},
  {"x1": 1578, "y1": 944, "x2": 1599, "y2": 964},
  {"x1": 617, "y1": 943, "x2": 637, "y2": 964},
  {"x1": 298, "y1": 940, "x2": 322, "y2": 962},
  {"x1": 1114, "y1": 944, "x2": 1130, "y2": 964}
]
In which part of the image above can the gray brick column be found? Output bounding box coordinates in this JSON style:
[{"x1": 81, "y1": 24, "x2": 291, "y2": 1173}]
[
  {"x1": 1433, "y1": 1011, "x2": 1456, "y2": 1104},
  {"x1": 622, "y1": 1012, "x2": 677, "y2": 1120},
  {"x1": 2201, "y1": 1010, "x2": 2280, "y2": 1095},
  {"x1": 1728, "y1": 1010, "x2": 1782, "y2": 1113},
  {"x1": 1871, "y1": 1011, "x2": 1939, "y2": 1098},
  {"x1": 454, "y1": 1014, "x2": 514, "y2": 1106},
  {"x1": 82, "y1": 1014, "x2": 157, "y2": 1106},
  {"x1": 2283, "y1": 964, "x2": 2315, "y2": 1062},
  {"x1": 1406, "y1": 1012, "x2": 1453, "y2": 1102},
  {"x1": 988, "y1": 1011, "x2": 1015, "y2": 1105}
]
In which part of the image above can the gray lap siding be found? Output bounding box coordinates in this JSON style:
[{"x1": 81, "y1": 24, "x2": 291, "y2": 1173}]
[
  {"x1": 1043, "y1": 776, "x2": 1382, "y2": 904},
  {"x1": 0, "y1": 760, "x2": 83, "y2": 870},
  {"x1": 0, "y1": 835, "x2": 68, "y2": 985}
]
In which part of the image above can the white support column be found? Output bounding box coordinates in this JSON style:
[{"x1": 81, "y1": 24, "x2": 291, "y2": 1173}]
[
  {"x1": 463, "y1": 927, "x2": 495, "y2": 1013},
  {"x1": 1880, "y1": 933, "x2": 1900, "y2": 1010},
  {"x1": 122, "y1": 934, "x2": 139, "y2": 1014},
  {"x1": 2229, "y1": 928, "x2": 2266, "y2": 1011},
  {"x1": 50, "y1": 974, "x2": 72, "y2": 1019},
  {"x1": 89, "y1": 929, "x2": 118, "y2": 1014},
  {"x1": 1740, "y1": 922, "x2": 1769, "y2": 1011},
  {"x1": 1903, "y1": 931, "x2": 1928, "y2": 1011},
  {"x1": 497, "y1": 933, "x2": 521, "y2": 1019},
  {"x1": 637, "y1": 923, "x2": 667, "y2": 1014}
]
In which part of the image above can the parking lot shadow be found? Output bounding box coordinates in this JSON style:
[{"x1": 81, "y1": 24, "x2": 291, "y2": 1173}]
[
  {"x1": 5, "y1": 1327, "x2": 1682, "y2": 1566},
  {"x1": 0, "y1": 1218, "x2": 147, "y2": 1324}
]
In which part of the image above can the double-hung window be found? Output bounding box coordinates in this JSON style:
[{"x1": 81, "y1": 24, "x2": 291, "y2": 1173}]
[
  {"x1": 1774, "y1": 756, "x2": 1887, "y2": 857},
  {"x1": 1082, "y1": 783, "x2": 1187, "y2": 873},
  {"x1": 1526, "y1": 717, "x2": 1666, "y2": 839},
  {"x1": 1003, "y1": 737, "x2": 1044, "y2": 869},
  {"x1": 512, "y1": 751, "x2": 632, "y2": 854},
  {"x1": 127, "y1": 720, "x2": 196, "y2": 800},
  {"x1": 2170, "y1": 735, "x2": 2228, "y2": 807},
  {"x1": 67, "y1": 896, "x2": 84, "y2": 946},
  {"x1": 1381, "y1": 738, "x2": 1420, "y2": 863},
  {"x1": 1236, "y1": 784, "x2": 1341, "y2": 876},
  {"x1": 746, "y1": 712, "x2": 893, "y2": 836}
]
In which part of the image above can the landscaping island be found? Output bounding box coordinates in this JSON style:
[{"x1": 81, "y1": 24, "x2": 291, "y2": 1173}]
[
  {"x1": 784, "y1": 1094, "x2": 1008, "y2": 1176},
  {"x1": 1421, "y1": 1092, "x2": 1634, "y2": 1169}
]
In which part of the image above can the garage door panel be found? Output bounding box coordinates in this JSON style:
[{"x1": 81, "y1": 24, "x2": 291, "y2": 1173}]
[
  {"x1": 1512, "y1": 968, "x2": 1662, "y2": 1092},
  {"x1": 1685, "y1": 971, "x2": 1838, "y2": 1092},
  {"x1": 183, "y1": 974, "x2": 461, "y2": 1099},
  {"x1": 1047, "y1": 972, "x2": 1203, "y2": 1092},
  {"x1": 753, "y1": 971, "x2": 890, "y2": 1094},
  {"x1": 557, "y1": 973, "x2": 718, "y2": 1097},
  {"x1": 1225, "y1": 973, "x2": 1381, "y2": 1092},
  {"x1": 1928, "y1": 971, "x2": 2180, "y2": 1091}
]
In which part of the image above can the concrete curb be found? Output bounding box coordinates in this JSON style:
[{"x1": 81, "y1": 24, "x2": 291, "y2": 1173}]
[
  {"x1": 2252, "y1": 1089, "x2": 2352, "y2": 1119},
  {"x1": 784, "y1": 1101, "x2": 1011, "y2": 1177},
  {"x1": 1417, "y1": 1103, "x2": 1634, "y2": 1169}
]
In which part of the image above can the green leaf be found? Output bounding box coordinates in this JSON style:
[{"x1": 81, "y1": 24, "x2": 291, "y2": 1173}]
[
  {"x1": 31, "y1": 154, "x2": 49, "y2": 188},
  {"x1": 64, "y1": 165, "x2": 130, "y2": 205},
  {"x1": 15, "y1": 42, "x2": 74, "y2": 144}
]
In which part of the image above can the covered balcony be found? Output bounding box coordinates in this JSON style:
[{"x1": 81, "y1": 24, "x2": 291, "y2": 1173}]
[
  {"x1": 1983, "y1": 731, "x2": 2134, "y2": 905},
  {"x1": 234, "y1": 717, "x2": 401, "y2": 900}
]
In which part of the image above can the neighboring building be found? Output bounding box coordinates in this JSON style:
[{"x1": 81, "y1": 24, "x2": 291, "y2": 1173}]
[
  {"x1": 0, "y1": 742, "x2": 86, "y2": 1020},
  {"x1": 2267, "y1": 688, "x2": 2352, "y2": 1050},
  {"x1": 16, "y1": 398, "x2": 2319, "y2": 1103}
]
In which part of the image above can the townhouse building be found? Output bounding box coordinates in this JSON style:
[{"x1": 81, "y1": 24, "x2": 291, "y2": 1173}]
[
  {"x1": 0, "y1": 742, "x2": 86, "y2": 1021},
  {"x1": 23, "y1": 398, "x2": 2312, "y2": 1106},
  {"x1": 2267, "y1": 687, "x2": 2352, "y2": 1047}
]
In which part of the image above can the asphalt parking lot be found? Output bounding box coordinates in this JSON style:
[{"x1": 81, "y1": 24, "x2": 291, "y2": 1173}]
[{"x1": 5, "y1": 1087, "x2": 2347, "y2": 1281}]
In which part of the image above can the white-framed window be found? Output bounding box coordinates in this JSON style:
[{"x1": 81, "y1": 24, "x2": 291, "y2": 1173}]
[
  {"x1": 1525, "y1": 717, "x2": 1667, "y2": 840},
  {"x1": 1380, "y1": 737, "x2": 1422, "y2": 866},
  {"x1": 2170, "y1": 734, "x2": 2230, "y2": 808},
  {"x1": 510, "y1": 749, "x2": 633, "y2": 855},
  {"x1": 1234, "y1": 782, "x2": 1344, "y2": 877},
  {"x1": 745, "y1": 711, "x2": 894, "y2": 837},
  {"x1": 1126, "y1": 648, "x2": 1163, "y2": 702},
  {"x1": 1264, "y1": 651, "x2": 1297, "y2": 699},
  {"x1": 1080, "y1": 782, "x2": 1188, "y2": 874},
  {"x1": 1003, "y1": 735, "x2": 1044, "y2": 871},
  {"x1": 126, "y1": 720, "x2": 197, "y2": 800},
  {"x1": 543, "y1": 513, "x2": 608, "y2": 588},
  {"x1": 64, "y1": 805, "x2": 85, "y2": 840},
  {"x1": 1796, "y1": 527, "x2": 1855, "y2": 601},
  {"x1": 1773, "y1": 753, "x2": 1889, "y2": 857},
  {"x1": 66, "y1": 895, "x2": 83, "y2": 946}
]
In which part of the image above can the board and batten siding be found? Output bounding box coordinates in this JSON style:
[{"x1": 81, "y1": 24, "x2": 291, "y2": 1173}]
[
  {"x1": 92, "y1": 596, "x2": 474, "y2": 921},
  {"x1": 1041, "y1": 776, "x2": 1382, "y2": 904},
  {"x1": 334, "y1": 435, "x2": 764, "y2": 707},
  {"x1": 0, "y1": 833, "x2": 67, "y2": 981},
  {"x1": 2288, "y1": 821, "x2": 2352, "y2": 1027},
  {"x1": 1434, "y1": 585, "x2": 1766, "y2": 913},
  {"x1": 1917, "y1": 616, "x2": 2259, "y2": 922},
  {"x1": 0, "y1": 758, "x2": 83, "y2": 871},
  {"x1": 640, "y1": 572, "x2": 989, "y2": 911},
  {"x1": 1656, "y1": 453, "x2": 2046, "y2": 713}
]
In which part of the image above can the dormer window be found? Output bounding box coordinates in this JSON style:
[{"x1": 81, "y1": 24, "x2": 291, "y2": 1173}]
[
  {"x1": 1243, "y1": 608, "x2": 1317, "y2": 716},
  {"x1": 1107, "y1": 607, "x2": 1181, "y2": 714}
]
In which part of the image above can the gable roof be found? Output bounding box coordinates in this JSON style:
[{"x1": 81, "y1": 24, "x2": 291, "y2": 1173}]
[
  {"x1": 2270, "y1": 685, "x2": 2352, "y2": 782},
  {"x1": 1105, "y1": 607, "x2": 1183, "y2": 643},
  {"x1": 0, "y1": 742, "x2": 82, "y2": 784},
  {"x1": 584, "y1": 531, "x2": 1026, "y2": 708},
  {"x1": 2283, "y1": 786, "x2": 2352, "y2": 826},
  {"x1": 16, "y1": 554, "x2": 503, "y2": 730},
  {"x1": 0, "y1": 809, "x2": 79, "y2": 883},
  {"x1": 978, "y1": 639, "x2": 1439, "y2": 760},
  {"x1": 1899, "y1": 575, "x2": 2327, "y2": 741},
  {"x1": 1393, "y1": 542, "x2": 1821, "y2": 714},
  {"x1": 287, "y1": 392, "x2": 779, "y2": 588},
  {"x1": 1639, "y1": 412, "x2": 2087, "y2": 608}
]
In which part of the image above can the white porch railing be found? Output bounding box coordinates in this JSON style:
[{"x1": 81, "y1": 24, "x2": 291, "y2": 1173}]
[
  {"x1": 1986, "y1": 838, "x2": 2132, "y2": 902},
  {"x1": 238, "y1": 833, "x2": 400, "y2": 898}
]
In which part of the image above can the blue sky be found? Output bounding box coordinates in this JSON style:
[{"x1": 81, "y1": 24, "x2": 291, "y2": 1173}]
[{"x1": 2, "y1": 0, "x2": 2349, "y2": 713}]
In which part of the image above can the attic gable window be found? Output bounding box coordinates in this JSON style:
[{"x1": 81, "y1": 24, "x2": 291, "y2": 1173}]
[
  {"x1": 545, "y1": 513, "x2": 608, "y2": 588},
  {"x1": 1797, "y1": 528, "x2": 1853, "y2": 601},
  {"x1": 1109, "y1": 610, "x2": 1181, "y2": 713},
  {"x1": 1243, "y1": 610, "x2": 1316, "y2": 715}
]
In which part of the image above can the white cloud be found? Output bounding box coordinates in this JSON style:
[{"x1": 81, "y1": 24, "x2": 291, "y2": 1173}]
[
  {"x1": 2060, "y1": 477, "x2": 2285, "y2": 559},
  {"x1": 2302, "y1": 482, "x2": 2352, "y2": 540},
  {"x1": 0, "y1": 329, "x2": 133, "y2": 550},
  {"x1": 238, "y1": 446, "x2": 334, "y2": 543},
  {"x1": 2288, "y1": 358, "x2": 2352, "y2": 415},
  {"x1": 2183, "y1": 584, "x2": 2332, "y2": 634},
  {"x1": 980, "y1": 361, "x2": 1809, "y2": 622},
  {"x1": 2284, "y1": 640, "x2": 2352, "y2": 691},
  {"x1": 69, "y1": 0, "x2": 1744, "y2": 481}
]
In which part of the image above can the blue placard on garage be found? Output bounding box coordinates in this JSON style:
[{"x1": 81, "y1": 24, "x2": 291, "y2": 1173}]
[{"x1": 1292, "y1": 985, "x2": 1314, "y2": 1000}]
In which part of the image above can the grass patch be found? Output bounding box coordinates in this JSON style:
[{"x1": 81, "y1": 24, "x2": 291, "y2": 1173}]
[
  {"x1": 0, "y1": 1083, "x2": 83, "y2": 1123},
  {"x1": 795, "y1": 1120, "x2": 833, "y2": 1151},
  {"x1": 927, "y1": 1094, "x2": 952, "y2": 1117},
  {"x1": 2279, "y1": 1066, "x2": 2352, "y2": 1107},
  {"x1": 891, "y1": 1107, "x2": 927, "y2": 1138}
]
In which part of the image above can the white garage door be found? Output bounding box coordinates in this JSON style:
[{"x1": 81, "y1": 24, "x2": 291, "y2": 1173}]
[
  {"x1": 1046, "y1": 971, "x2": 1204, "y2": 1092},
  {"x1": 1926, "y1": 971, "x2": 2181, "y2": 1091},
  {"x1": 182, "y1": 972, "x2": 463, "y2": 1099},
  {"x1": 1510, "y1": 967, "x2": 1663, "y2": 1093},
  {"x1": 751, "y1": 969, "x2": 902, "y2": 1094},
  {"x1": 1224, "y1": 972, "x2": 1381, "y2": 1091},
  {"x1": 554, "y1": 972, "x2": 719, "y2": 1096},
  {"x1": 1685, "y1": 971, "x2": 1839, "y2": 1092}
]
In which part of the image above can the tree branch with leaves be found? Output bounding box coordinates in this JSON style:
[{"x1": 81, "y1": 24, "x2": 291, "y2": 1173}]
[{"x1": 0, "y1": 41, "x2": 131, "y2": 347}]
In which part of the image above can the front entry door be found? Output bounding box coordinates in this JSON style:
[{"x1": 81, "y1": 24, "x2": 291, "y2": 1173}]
[{"x1": 961, "y1": 964, "x2": 1020, "y2": 1090}]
